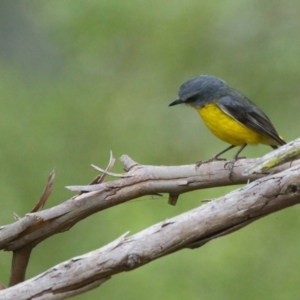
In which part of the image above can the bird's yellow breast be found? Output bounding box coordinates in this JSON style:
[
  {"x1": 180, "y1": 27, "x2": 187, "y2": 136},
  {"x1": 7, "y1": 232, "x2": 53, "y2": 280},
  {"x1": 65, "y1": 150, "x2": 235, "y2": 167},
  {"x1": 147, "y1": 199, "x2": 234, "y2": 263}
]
[{"x1": 195, "y1": 103, "x2": 273, "y2": 146}]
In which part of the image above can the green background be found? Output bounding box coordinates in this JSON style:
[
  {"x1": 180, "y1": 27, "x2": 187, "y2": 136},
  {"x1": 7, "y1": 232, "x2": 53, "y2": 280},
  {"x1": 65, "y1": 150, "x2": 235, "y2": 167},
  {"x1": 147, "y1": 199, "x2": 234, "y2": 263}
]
[{"x1": 0, "y1": 1, "x2": 299, "y2": 299}]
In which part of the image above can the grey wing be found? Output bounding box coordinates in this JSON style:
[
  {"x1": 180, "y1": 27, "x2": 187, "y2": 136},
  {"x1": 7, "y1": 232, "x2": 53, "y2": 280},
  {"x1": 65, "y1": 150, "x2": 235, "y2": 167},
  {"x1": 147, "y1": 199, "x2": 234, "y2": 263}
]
[{"x1": 217, "y1": 95, "x2": 286, "y2": 145}]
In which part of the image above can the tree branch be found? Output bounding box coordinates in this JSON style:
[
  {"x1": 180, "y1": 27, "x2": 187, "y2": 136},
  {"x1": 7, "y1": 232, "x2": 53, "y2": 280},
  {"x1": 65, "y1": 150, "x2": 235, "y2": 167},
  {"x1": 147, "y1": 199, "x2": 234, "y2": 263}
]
[
  {"x1": 8, "y1": 247, "x2": 32, "y2": 287},
  {"x1": 1, "y1": 155, "x2": 298, "y2": 252},
  {"x1": 1, "y1": 163, "x2": 300, "y2": 299},
  {"x1": 1, "y1": 141, "x2": 300, "y2": 298}
]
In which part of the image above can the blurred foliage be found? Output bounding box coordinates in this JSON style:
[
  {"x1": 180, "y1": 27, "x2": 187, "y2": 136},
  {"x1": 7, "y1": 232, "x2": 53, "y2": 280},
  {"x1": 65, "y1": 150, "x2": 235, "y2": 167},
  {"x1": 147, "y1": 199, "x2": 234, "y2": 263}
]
[{"x1": 0, "y1": 0, "x2": 300, "y2": 299}]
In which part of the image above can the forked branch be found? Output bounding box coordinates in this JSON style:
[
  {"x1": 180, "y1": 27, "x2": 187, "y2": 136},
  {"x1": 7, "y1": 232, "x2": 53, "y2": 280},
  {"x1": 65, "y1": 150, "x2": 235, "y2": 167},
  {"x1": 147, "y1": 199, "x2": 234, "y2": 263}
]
[{"x1": 1, "y1": 141, "x2": 300, "y2": 299}]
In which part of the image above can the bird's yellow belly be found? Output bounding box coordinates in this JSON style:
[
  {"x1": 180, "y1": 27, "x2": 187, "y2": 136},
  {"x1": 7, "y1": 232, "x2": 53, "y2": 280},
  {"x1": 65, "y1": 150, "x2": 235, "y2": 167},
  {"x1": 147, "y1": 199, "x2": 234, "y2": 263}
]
[{"x1": 196, "y1": 104, "x2": 271, "y2": 146}]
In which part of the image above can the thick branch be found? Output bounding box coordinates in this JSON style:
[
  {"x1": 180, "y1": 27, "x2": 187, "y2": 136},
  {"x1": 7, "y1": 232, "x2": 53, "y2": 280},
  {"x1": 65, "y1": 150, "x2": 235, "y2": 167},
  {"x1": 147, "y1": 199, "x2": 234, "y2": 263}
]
[{"x1": 1, "y1": 165, "x2": 300, "y2": 299}]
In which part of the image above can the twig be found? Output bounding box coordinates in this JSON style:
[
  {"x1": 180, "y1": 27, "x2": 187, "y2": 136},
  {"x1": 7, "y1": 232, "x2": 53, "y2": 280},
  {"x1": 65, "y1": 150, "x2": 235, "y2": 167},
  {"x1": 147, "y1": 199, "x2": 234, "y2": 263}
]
[
  {"x1": 31, "y1": 170, "x2": 55, "y2": 213},
  {"x1": 78, "y1": 151, "x2": 116, "y2": 195}
]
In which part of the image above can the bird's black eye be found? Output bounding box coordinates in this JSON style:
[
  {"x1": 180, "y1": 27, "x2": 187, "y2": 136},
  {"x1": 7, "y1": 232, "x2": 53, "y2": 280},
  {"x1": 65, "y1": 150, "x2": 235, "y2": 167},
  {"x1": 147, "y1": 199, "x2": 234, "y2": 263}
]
[{"x1": 185, "y1": 95, "x2": 198, "y2": 103}]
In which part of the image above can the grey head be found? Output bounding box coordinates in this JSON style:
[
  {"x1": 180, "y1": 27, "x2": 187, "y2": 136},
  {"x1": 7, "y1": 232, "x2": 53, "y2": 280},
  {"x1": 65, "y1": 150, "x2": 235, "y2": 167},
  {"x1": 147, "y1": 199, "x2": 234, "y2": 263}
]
[{"x1": 169, "y1": 75, "x2": 228, "y2": 108}]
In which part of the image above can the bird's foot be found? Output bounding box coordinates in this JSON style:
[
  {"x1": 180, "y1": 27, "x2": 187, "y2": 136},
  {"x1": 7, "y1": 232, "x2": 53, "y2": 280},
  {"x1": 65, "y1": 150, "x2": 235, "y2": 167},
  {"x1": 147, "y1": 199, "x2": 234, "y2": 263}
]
[
  {"x1": 224, "y1": 156, "x2": 245, "y2": 180},
  {"x1": 195, "y1": 157, "x2": 226, "y2": 169}
]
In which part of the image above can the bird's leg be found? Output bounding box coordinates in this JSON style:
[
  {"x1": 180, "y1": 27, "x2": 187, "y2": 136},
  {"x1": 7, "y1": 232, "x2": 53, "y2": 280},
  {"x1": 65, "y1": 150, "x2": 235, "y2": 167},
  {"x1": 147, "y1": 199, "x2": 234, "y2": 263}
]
[
  {"x1": 224, "y1": 143, "x2": 247, "y2": 179},
  {"x1": 196, "y1": 145, "x2": 236, "y2": 168},
  {"x1": 225, "y1": 143, "x2": 247, "y2": 166}
]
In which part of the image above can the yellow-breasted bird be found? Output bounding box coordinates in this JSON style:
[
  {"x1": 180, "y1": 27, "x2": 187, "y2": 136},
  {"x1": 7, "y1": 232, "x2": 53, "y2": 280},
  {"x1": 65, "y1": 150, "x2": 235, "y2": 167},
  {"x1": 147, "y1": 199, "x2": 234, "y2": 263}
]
[{"x1": 169, "y1": 75, "x2": 286, "y2": 165}]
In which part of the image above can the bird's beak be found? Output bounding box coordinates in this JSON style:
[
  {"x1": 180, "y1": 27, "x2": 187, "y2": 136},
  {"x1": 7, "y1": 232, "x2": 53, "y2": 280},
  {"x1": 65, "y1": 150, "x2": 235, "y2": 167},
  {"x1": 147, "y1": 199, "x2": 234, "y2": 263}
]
[{"x1": 169, "y1": 98, "x2": 184, "y2": 107}]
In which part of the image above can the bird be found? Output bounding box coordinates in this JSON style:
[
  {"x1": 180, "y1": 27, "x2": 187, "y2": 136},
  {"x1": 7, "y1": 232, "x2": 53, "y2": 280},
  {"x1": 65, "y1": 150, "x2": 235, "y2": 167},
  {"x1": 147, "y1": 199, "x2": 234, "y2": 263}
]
[{"x1": 169, "y1": 75, "x2": 286, "y2": 167}]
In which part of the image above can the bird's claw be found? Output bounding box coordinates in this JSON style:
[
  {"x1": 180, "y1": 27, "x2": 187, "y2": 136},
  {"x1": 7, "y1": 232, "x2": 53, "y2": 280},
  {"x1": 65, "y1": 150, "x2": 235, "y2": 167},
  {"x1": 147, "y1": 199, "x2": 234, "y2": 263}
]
[{"x1": 195, "y1": 157, "x2": 226, "y2": 169}]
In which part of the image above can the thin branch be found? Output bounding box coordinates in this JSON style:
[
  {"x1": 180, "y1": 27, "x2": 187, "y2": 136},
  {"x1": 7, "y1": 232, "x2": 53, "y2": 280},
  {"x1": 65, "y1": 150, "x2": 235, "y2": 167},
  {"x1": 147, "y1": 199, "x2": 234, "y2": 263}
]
[
  {"x1": 9, "y1": 247, "x2": 33, "y2": 287},
  {"x1": 90, "y1": 164, "x2": 131, "y2": 178},
  {"x1": 78, "y1": 151, "x2": 116, "y2": 195},
  {"x1": 6, "y1": 170, "x2": 56, "y2": 287},
  {"x1": 30, "y1": 170, "x2": 55, "y2": 213}
]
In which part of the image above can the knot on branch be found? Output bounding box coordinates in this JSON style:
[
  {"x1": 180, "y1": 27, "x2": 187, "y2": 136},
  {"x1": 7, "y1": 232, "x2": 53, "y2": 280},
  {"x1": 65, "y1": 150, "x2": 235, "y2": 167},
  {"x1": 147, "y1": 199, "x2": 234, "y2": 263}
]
[
  {"x1": 120, "y1": 155, "x2": 141, "y2": 172},
  {"x1": 123, "y1": 253, "x2": 146, "y2": 270},
  {"x1": 287, "y1": 184, "x2": 300, "y2": 194}
]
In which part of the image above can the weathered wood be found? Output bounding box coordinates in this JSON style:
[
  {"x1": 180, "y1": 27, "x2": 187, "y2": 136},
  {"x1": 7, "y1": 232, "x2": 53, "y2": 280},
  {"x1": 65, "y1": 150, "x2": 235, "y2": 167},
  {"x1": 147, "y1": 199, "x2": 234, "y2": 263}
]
[{"x1": 1, "y1": 163, "x2": 300, "y2": 299}]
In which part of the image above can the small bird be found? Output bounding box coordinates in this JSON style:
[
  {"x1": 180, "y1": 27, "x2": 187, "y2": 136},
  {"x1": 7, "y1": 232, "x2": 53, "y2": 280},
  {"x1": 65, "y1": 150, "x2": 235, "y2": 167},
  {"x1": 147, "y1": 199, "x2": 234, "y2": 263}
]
[{"x1": 169, "y1": 75, "x2": 286, "y2": 166}]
